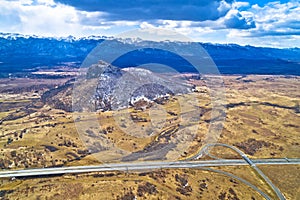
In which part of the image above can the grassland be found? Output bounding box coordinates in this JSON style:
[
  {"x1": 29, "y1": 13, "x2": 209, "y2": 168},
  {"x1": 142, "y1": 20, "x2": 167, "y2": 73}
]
[{"x1": 0, "y1": 75, "x2": 299, "y2": 199}]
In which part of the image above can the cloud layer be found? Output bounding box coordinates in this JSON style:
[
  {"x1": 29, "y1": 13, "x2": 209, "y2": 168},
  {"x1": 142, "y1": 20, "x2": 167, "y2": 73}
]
[
  {"x1": 54, "y1": 0, "x2": 233, "y2": 21},
  {"x1": 0, "y1": 0, "x2": 299, "y2": 47}
]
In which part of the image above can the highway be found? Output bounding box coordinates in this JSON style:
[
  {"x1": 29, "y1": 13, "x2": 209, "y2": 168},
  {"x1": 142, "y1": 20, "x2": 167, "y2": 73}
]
[
  {"x1": 0, "y1": 158, "x2": 299, "y2": 178},
  {"x1": 1, "y1": 143, "x2": 299, "y2": 200}
]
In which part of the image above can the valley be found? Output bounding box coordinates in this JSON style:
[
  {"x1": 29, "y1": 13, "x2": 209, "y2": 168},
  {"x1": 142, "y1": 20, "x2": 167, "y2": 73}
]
[{"x1": 0, "y1": 71, "x2": 299, "y2": 199}]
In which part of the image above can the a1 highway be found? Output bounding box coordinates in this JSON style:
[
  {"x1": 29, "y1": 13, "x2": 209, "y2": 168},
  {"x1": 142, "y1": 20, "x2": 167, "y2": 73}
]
[
  {"x1": 0, "y1": 158, "x2": 299, "y2": 178},
  {"x1": 1, "y1": 143, "x2": 299, "y2": 200}
]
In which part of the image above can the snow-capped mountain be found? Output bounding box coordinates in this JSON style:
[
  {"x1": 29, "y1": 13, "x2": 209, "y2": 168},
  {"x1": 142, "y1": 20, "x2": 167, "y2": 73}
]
[{"x1": 0, "y1": 32, "x2": 300, "y2": 76}]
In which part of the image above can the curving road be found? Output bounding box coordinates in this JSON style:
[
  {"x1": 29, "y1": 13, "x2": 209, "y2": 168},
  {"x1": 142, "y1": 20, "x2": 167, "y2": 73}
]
[{"x1": 189, "y1": 143, "x2": 288, "y2": 200}]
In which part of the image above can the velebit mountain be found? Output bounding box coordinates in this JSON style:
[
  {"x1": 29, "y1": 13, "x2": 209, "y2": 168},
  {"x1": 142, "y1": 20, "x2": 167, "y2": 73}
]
[{"x1": 0, "y1": 33, "x2": 300, "y2": 77}]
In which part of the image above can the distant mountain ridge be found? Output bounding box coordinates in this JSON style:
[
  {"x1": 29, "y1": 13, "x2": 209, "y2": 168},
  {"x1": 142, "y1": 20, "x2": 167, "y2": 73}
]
[{"x1": 0, "y1": 32, "x2": 299, "y2": 76}]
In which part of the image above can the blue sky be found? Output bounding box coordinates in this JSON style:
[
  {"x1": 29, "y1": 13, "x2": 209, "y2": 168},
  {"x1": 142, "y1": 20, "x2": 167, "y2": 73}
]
[{"x1": 0, "y1": 0, "x2": 299, "y2": 47}]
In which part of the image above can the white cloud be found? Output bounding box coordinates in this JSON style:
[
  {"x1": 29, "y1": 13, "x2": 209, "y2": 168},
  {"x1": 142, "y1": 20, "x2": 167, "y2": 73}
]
[
  {"x1": 239, "y1": 1, "x2": 300, "y2": 36},
  {"x1": 0, "y1": 0, "x2": 111, "y2": 37},
  {"x1": 232, "y1": 1, "x2": 250, "y2": 9},
  {"x1": 223, "y1": 1, "x2": 300, "y2": 47},
  {"x1": 0, "y1": 0, "x2": 299, "y2": 47}
]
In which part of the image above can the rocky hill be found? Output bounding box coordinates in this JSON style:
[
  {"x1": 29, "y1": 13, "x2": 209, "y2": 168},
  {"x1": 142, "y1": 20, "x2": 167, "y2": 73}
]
[{"x1": 43, "y1": 61, "x2": 193, "y2": 112}]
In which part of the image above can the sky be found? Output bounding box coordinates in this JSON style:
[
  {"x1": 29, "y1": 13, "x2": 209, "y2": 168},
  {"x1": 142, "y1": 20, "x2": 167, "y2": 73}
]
[{"x1": 0, "y1": 0, "x2": 299, "y2": 47}]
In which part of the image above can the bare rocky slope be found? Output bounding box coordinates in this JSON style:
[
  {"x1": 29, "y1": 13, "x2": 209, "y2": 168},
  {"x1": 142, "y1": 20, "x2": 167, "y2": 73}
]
[{"x1": 42, "y1": 61, "x2": 193, "y2": 112}]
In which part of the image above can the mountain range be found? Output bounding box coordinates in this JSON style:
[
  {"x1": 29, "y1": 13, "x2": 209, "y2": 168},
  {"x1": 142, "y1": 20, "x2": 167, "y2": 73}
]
[{"x1": 0, "y1": 32, "x2": 299, "y2": 76}]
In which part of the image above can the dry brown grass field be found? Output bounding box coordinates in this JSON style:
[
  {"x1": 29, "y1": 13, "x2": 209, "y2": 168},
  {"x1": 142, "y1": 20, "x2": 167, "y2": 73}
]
[{"x1": 0, "y1": 75, "x2": 299, "y2": 199}]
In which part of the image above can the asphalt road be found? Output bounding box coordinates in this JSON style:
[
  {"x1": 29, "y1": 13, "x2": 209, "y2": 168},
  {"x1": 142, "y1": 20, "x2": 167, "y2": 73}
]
[
  {"x1": 0, "y1": 158, "x2": 299, "y2": 178},
  {"x1": 190, "y1": 143, "x2": 290, "y2": 200}
]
